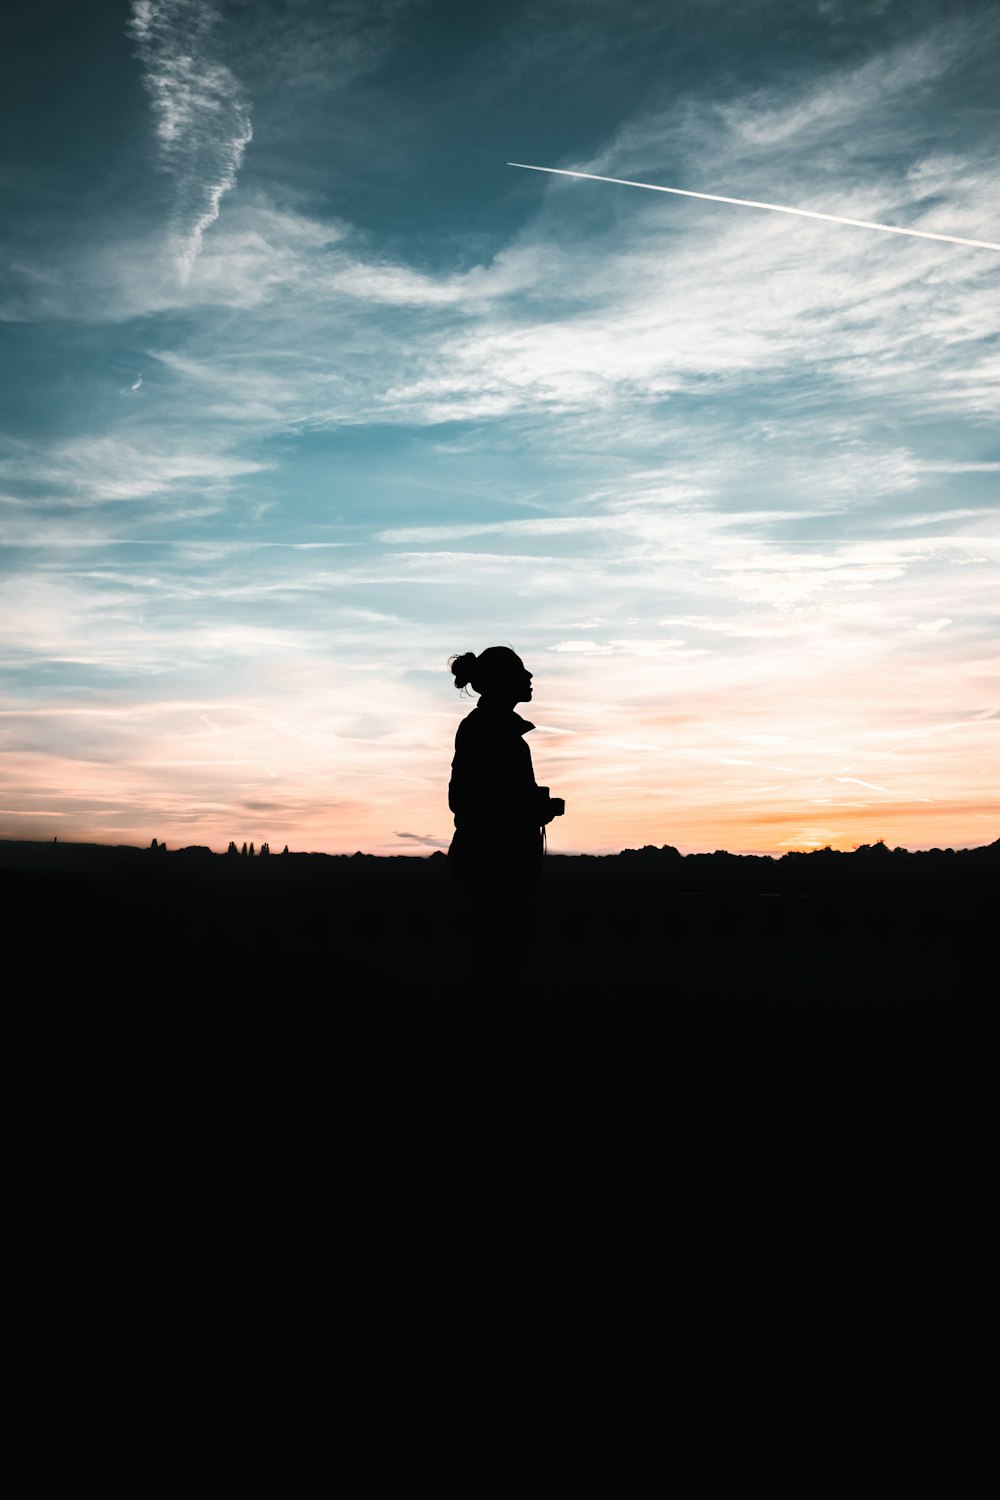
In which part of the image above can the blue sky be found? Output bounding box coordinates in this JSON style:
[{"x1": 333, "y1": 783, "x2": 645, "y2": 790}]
[{"x1": 1, "y1": 0, "x2": 998, "y2": 853}]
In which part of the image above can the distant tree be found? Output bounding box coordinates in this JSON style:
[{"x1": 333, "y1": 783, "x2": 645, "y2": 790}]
[
  {"x1": 228, "y1": 840, "x2": 239, "y2": 856},
  {"x1": 150, "y1": 838, "x2": 158, "y2": 849},
  {"x1": 242, "y1": 842, "x2": 248, "y2": 857},
  {"x1": 282, "y1": 845, "x2": 289, "y2": 856},
  {"x1": 249, "y1": 842, "x2": 255, "y2": 857}
]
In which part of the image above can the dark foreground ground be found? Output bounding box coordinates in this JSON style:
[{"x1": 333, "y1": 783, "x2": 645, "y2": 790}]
[
  {"x1": 4, "y1": 837, "x2": 995, "y2": 1006},
  {"x1": 8, "y1": 841, "x2": 945, "y2": 1362}
]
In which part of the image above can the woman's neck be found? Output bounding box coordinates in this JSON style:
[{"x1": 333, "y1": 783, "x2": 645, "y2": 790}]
[{"x1": 478, "y1": 694, "x2": 517, "y2": 713}]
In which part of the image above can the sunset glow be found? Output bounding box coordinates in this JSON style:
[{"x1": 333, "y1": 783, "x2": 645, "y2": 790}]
[{"x1": 2, "y1": 1, "x2": 997, "y2": 856}]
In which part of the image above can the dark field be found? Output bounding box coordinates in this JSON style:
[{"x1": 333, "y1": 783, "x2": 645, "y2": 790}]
[{"x1": 4, "y1": 837, "x2": 994, "y2": 1005}]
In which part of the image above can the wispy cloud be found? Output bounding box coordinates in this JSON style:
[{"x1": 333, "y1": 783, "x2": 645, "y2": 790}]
[
  {"x1": 128, "y1": 0, "x2": 252, "y2": 280},
  {"x1": 0, "y1": 435, "x2": 269, "y2": 506}
]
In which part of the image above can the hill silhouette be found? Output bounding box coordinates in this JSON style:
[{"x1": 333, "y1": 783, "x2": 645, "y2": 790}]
[{"x1": 2, "y1": 836, "x2": 995, "y2": 1002}]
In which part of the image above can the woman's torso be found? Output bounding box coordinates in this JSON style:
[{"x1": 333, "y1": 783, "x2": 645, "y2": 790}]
[{"x1": 448, "y1": 705, "x2": 543, "y2": 868}]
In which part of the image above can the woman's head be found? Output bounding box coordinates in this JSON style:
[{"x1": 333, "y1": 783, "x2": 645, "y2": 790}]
[{"x1": 450, "y1": 646, "x2": 532, "y2": 704}]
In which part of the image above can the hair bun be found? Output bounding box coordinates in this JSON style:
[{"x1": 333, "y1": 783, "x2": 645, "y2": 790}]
[{"x1": 450, "y1": 652, "x2": 477, "y2": 690}]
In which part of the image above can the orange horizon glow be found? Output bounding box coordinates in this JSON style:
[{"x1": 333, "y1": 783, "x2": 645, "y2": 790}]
[{"x1": 3, "y1": 643, "x2": 996, "y2": 857}]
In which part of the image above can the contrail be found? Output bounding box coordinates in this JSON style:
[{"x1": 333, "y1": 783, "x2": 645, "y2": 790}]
[{"x1": 507, "y1": 163, "x2": 1000, "y2": 252}]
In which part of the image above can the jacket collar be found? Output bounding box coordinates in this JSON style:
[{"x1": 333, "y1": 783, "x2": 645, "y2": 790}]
[{"x1": 475, "y1": 704, "x2": 535, "y2": 735}]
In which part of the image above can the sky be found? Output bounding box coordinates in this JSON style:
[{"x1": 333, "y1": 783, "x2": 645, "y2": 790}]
[{"x1": 1, "y1": 0, "x2": 997, "y2": 856}]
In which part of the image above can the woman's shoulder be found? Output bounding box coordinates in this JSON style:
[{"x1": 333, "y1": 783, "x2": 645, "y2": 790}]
[
  {"x1": 455, "y1": 708, "x2": 483, "y2": 743},
  {"x1": 455, "y1": 707, "x2": 516, "y2": 752}
]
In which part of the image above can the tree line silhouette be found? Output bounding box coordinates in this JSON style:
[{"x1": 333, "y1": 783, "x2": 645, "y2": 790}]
[{"x1": 3, "y1": 833, "x2": 996, "y2": 896}]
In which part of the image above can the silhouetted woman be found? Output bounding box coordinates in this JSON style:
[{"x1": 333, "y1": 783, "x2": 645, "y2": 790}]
[{"x1": 448, "y1": 646, "x2": 564, "y2": 907}]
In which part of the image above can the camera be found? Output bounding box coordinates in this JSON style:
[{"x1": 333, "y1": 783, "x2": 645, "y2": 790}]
[{"x1": 537, "y1": 787, "x2": 565, "y2": 823}]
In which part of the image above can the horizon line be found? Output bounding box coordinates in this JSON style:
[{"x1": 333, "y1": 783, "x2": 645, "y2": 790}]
[{"x1": 2, "y1": 834, "x2": 996, "y2": 858}]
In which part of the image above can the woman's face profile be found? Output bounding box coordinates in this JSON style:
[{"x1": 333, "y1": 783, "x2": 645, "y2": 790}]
[
  {"x1": 511, "y1": 657, "x2": 533, "y2": 704},
  {"x1": 489, "y1": 654, "x2": 532, "y2": 703},
  {"x1": 476, "y1": 647, "x2": 533, "y2": 704}
]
